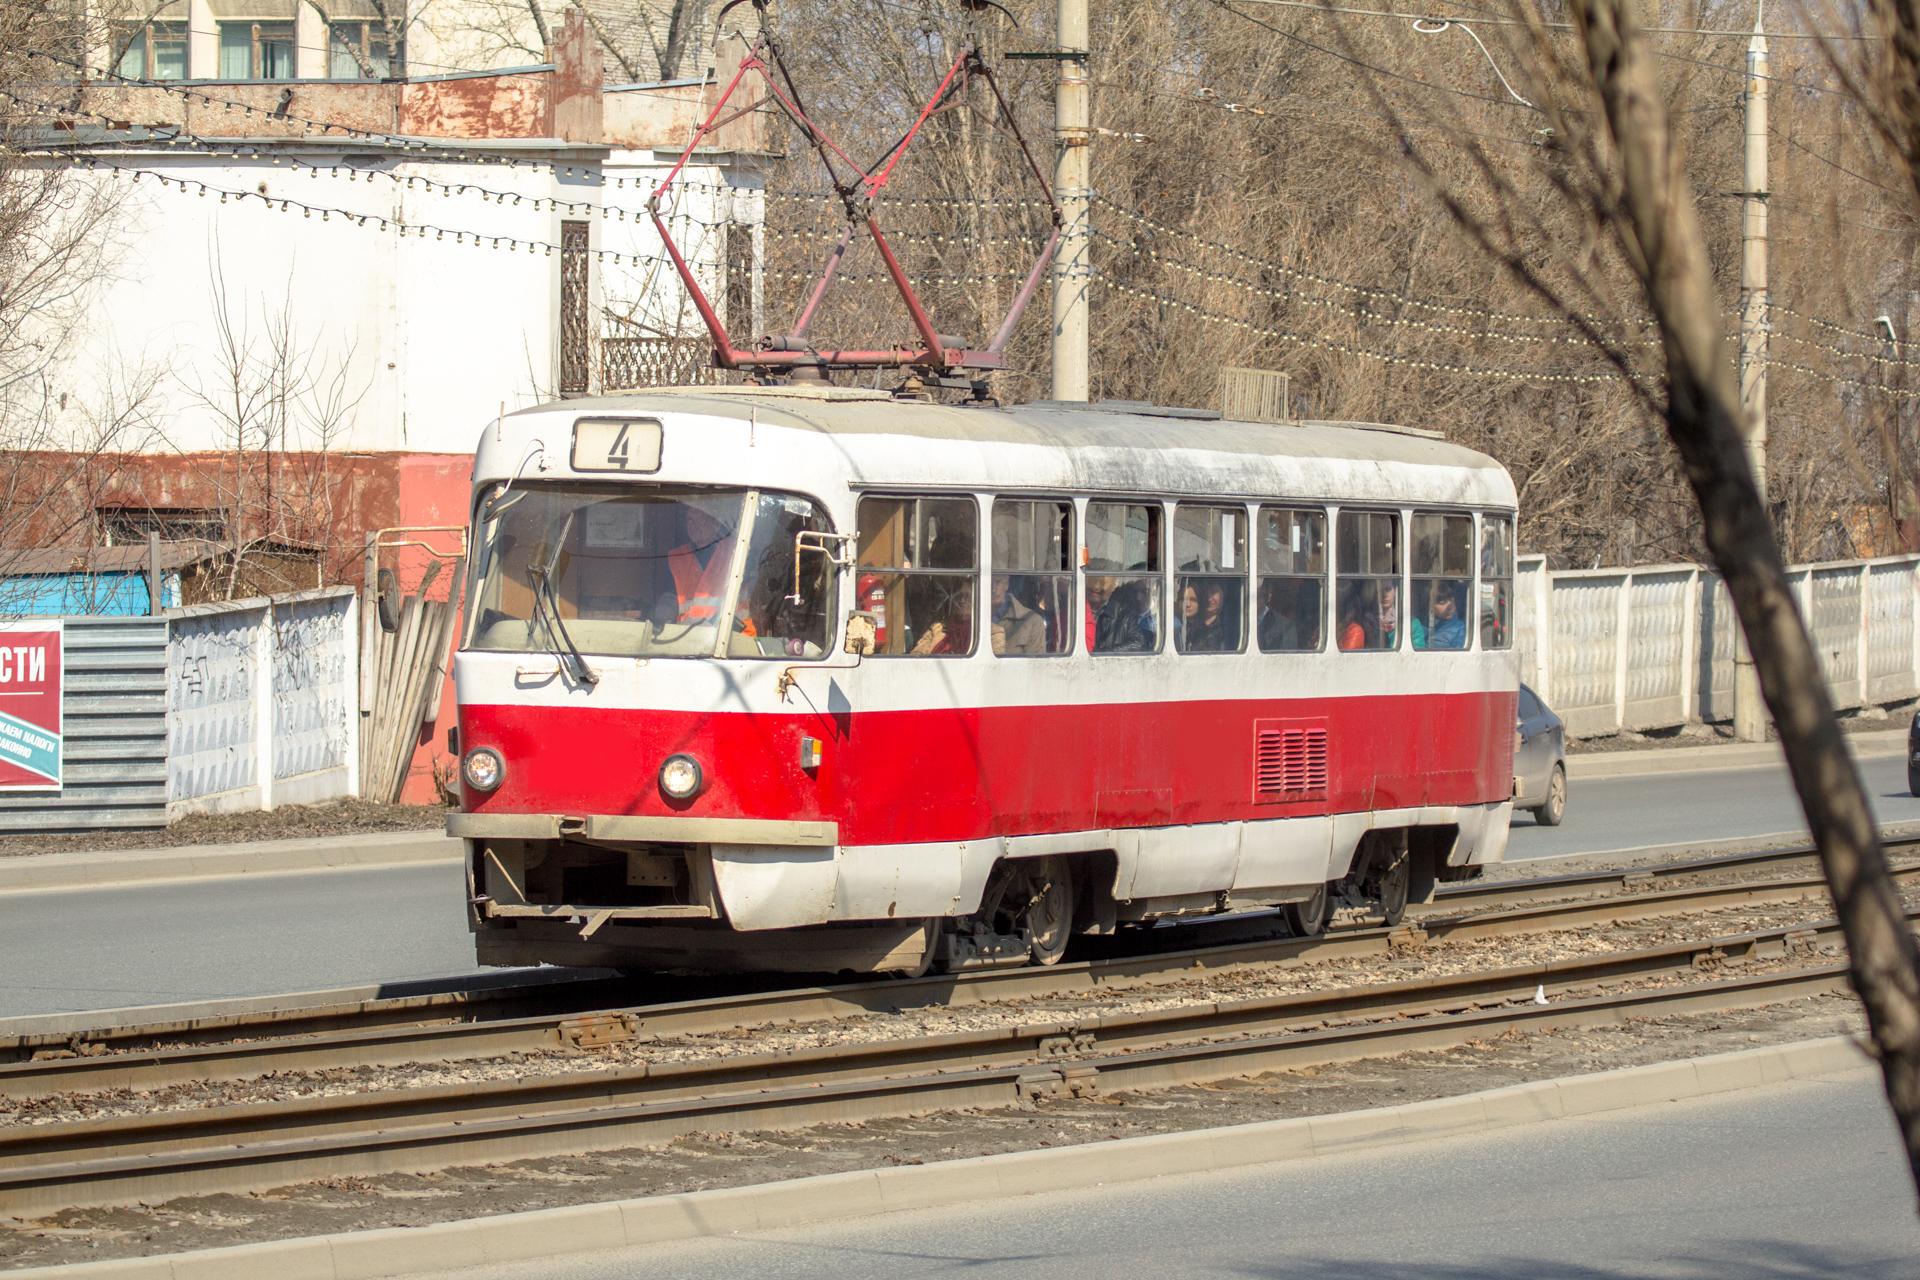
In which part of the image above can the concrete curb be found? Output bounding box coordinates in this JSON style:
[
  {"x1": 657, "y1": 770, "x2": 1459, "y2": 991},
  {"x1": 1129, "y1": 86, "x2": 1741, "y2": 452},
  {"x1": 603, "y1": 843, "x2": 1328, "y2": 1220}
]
[
  {"x1": 1566, "y1": 728, "x2": 1906, "y2": 780},
  {"x1": 0, "y1": 831, "x2": 459, "y2": 895},
  {"x1": 19, "y1": 1034, "x2": 1874, "y2": 1280}
]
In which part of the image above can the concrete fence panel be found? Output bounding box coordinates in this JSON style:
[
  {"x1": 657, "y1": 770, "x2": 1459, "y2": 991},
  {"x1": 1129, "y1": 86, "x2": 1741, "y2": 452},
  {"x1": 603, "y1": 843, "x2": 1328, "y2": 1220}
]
[
  {"x1": 1623, "y1": 568, "x2": 1693, "y2": 730},
  {"x1": 1519, "y1": 552, "x2": 1920, "y2": 736},
  {"x1": 1867, "y1": 558, "x2": 1919, "y2": 704},
  {"x1": 1697, "y1": 573, "x2": 1738, "y2": 725},
  {"x1": 1548, "y1": 572, "x2": 1627, "y2": 736},
  {"x1": 167, "y1": 602, "x2": 268, "y2": 814},
  {"x1": 1808, "y1": 564, "x2": 1865, "y2": 711},
  {"x1": 1514, "y1": 555, "x2": 1548, "y2": 695},
  {"x1": 168, "y1": 589, "x2": 361, "y2": 818},
  {"x1": 269, "y1": 589, "x2": 359, "y2": 805}
]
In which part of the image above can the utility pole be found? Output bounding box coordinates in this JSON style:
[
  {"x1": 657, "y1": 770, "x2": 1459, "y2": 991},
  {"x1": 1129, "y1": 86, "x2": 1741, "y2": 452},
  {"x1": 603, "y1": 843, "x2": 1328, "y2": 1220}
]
[
  {"x1": 1734, "y1": 7, "x2": 1771, "y2": 742},
  {"x1": 1050, "y1": 0, "x2": 1090, "y2": 402}
]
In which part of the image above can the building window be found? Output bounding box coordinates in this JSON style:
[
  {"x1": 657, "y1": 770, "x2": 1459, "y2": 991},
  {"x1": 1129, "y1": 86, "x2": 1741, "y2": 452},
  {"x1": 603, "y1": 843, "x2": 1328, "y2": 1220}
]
[
  {"x1": 990, "y1": 498, "x2": 1073, "y2": 656},
  {"x1": 854, "y1": 495, "x2": 978, "y2": 657},
  {"x1": 1256, "y1": 506, "x2": 1325, "y2": 653},
  {"x1": 1086, "y1": 500, "x2": 1162, "y2": 655},
  {"x1": 96, "y1": 506, "x2": 228, "y2": 545},
  {"x1": 1480, "y1": 513, "x2": 1515, "y2": 650},
  {"x1": 218, "y1": 21, "x2": 296, "y2": 80},
  {"x1": 1335, "y1": 509, "x2": 1400, "y2": 651},
  {"x1": 329, "y1": 20, "x2": 401, "y2": 79},
  {"x1": 1172, "y1": 503, "x2": 1246, "y2": 654},
  {"x1": 116, "y1": 22, "x2": 187, "y2": 80},
  {"x1": 1411, "y1": 512, "x2": 1473, "y2": 651}
]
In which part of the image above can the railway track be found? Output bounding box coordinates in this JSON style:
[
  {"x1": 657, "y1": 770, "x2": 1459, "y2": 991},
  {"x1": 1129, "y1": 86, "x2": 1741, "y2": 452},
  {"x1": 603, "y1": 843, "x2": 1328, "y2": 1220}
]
[
  {"x1": 0, "y1": 902, "x2": 1886, "y2": 1217},
  {"x1": 1, "y1": 841, "x2": 1902, "y2": 1107}
]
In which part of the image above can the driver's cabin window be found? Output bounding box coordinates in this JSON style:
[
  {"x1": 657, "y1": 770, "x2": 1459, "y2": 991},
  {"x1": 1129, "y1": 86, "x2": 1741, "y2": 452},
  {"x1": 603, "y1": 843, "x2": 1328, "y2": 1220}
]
[{"x1": 855, "y1": 495, "x2": 979, "y2": 656}]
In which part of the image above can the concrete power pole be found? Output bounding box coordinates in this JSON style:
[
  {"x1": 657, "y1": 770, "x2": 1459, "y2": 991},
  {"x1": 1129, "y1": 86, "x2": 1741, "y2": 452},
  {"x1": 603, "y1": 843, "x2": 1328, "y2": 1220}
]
[
  {"x1": 1050, "y1": 0, "x2": 1091, "y2": 402},
  {"x1": 1734, "y1": 9, "x2": 1771, "y2": 742}
]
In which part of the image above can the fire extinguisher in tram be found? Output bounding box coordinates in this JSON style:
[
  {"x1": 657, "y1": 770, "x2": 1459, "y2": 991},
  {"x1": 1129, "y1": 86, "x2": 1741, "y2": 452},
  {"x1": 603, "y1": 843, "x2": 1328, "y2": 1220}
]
[{"x1": 856, "y1": 573, "x2": 888, "y2": 648}]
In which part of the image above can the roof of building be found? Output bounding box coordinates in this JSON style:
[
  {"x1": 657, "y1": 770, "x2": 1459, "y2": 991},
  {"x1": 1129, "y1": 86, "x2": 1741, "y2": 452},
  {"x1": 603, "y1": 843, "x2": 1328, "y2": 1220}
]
[{"x1": 0, "y1": 541, "x2": 225, "y2": 576}]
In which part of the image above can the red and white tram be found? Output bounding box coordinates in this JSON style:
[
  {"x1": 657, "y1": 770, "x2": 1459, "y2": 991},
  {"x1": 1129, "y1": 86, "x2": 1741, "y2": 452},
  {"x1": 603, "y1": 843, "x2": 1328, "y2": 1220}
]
[{"x1": 450, "y1": 387, "x2": 1519, "y2": 974}]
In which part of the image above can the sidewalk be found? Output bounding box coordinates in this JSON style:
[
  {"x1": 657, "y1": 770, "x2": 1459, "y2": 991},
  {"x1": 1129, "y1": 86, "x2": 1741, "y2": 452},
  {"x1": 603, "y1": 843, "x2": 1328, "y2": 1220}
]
[
  {"x1": 1566, "y1": 727, "x2": 1907, "y2": 780},
  {"x1": 0, "y1": 829, "x2": 458, "y2": 894}
]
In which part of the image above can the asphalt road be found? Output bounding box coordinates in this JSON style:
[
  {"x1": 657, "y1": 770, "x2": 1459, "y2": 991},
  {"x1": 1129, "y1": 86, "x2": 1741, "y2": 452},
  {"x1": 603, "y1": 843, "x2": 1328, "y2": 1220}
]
[
  {"x1": 430, "y1": 1068, "x2": 1920, "y2": 1280},
  {"x1": 1506, "y1": 750, "x2": 1920, "y2": 861},
  {"x1": 0, "y1": 751, "x2": 1911, "y2": 1019},
  {"x1": 0, "y1": 862, "x2": 477, "y2": 1017}
]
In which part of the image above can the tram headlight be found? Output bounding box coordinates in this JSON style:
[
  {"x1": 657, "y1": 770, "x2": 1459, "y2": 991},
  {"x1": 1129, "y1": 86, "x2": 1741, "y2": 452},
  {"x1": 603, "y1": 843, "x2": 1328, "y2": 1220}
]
[
  {"x1": 462, "y1": 747, "x2": 505, "y2": 793},
  {"x1": 659, "y1": 753, "x2": 704, "y2": 800}
]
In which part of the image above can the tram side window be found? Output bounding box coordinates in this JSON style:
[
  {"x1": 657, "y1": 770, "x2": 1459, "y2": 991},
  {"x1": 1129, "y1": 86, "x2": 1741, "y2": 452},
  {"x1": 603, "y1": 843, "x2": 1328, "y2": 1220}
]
[
  {"x1": 854, "y1": 495, "x2": 978, "y2": 656},
  {"x1": 1256, "y1": 507, "x2": 1326, "y2": 653},
  {"x1": 1335, "y1": 510, "x2": 1401, "y2": 651},
  {"x1": 1173, "y1": 504, "x2": 1247, "y2": 654},
  {"x1": 1410, "y1": 512, "x2": 1473, "y2": 651},
  {"x1": 991, "y1": 499, "x2": 1074, "y2": 656},
  {"x1": 1085, "y1": 501, "x2": 1163, "y2": 655},
  {"x1": 1481, "y1": 513, "x2": 1515, "y2": 650}
]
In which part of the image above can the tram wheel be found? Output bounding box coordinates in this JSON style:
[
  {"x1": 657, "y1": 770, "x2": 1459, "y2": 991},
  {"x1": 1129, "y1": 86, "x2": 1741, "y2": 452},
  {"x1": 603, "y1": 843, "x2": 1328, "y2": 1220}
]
[
  {"x1": 1377, "y1": 852, "x2": 1412, "y2": 927},
  {"x1": 1025, "y1": 857, "x2": 1074, "y2": 966},
  {"x1": 1282, "y1": 882, "x2": 1329, "y2": 938}
]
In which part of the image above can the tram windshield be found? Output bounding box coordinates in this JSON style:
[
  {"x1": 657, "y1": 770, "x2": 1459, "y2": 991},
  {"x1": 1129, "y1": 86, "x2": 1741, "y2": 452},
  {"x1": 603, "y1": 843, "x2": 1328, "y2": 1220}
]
[{"x1": 465, "y1": 484, "x2": 834, "y2": 660}]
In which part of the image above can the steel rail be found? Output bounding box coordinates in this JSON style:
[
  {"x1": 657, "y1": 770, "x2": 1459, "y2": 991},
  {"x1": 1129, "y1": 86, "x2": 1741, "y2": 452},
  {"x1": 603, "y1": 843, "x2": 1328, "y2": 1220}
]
[
  {"x1": 0, "y1": 908, "x2": 1890, "y2": 1216},
  {"x1": 2, "y1": 857, "x2": 1904, "y2": 1103},
  {"x1": 2, "y1": 838, "x2": 1869, "y2": 1071}
]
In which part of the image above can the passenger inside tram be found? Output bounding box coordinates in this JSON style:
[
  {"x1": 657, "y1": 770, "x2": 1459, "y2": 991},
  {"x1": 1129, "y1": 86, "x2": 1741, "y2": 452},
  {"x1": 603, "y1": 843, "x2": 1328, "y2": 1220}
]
[
  {"x1": 1337, "y1": 580, "x2": 1375, "y2": 651},
  {"x1": 1412, "y1": 580, "x2": 1469, "y2": 650},
  {"x1": 908, "y1": 577, "x2": 975, "y2": 655},
  {"x1": 1176, "y1": 577, "x2": 1240, "y2": 652},
  {"x1": 1091, "y1": 577, "x2": 1159, "y2": 653},
  {"x1": 1257, "y1": 577, "x2": 1322, "y2": 651},
  {"x1": 989, "y1": 573, "x2": 1048, "y2": 655}
]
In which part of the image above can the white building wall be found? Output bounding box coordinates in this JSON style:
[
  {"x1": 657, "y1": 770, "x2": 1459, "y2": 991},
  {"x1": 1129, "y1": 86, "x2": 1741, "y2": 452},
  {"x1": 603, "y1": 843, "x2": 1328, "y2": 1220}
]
[{"x1": 45, "y1": 150, "x2": 743, "y2": 458}]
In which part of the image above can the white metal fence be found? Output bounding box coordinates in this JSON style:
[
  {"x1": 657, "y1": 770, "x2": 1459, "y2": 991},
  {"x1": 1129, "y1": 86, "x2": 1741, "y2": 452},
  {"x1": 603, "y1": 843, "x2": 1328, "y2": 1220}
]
[
  {"x1": 1516, "y1": 552, "x2": 1920, "y2": 737},
  {"x1": 167, "y1": 587, "x2": 360, "y2": 816}
]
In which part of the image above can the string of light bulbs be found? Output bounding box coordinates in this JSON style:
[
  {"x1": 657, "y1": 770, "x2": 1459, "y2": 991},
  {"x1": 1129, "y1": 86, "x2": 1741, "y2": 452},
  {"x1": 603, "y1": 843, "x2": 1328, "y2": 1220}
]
[
  {"x1": 1097, "y1": 229, "x2": 1663, "y2": 352},
  {"x1": 70, "y1": 153, "x2": 703, "y2": 270},
  {"x1": 1093, "y1": 271, "x2": 1632, "y2": 387},
  {"x1": 1096, "y1": 194, "x2": 1661, "y2": 340}
]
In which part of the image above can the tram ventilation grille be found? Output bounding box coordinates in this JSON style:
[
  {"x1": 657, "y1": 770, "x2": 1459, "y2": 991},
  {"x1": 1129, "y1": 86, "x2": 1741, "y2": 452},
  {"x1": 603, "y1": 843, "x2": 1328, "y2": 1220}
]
[{"x1": 1253, "y1": 720, "x2": 1328, "y2": 802}]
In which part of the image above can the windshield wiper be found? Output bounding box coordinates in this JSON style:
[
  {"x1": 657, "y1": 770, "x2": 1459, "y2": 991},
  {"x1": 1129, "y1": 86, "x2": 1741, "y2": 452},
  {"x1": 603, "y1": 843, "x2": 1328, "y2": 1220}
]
[
  {"x1": 527, "y1": 512, "x2": 597, "y2": 685},
  {"x1": 527, "y1": 566, "x2": 596, "y2": 685}
]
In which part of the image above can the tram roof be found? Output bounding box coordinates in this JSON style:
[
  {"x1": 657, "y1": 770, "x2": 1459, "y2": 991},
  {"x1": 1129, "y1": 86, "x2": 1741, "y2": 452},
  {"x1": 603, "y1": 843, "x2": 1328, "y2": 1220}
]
[{"x1": 484, "y1": 387, "x2": 1516, "y2": 508}]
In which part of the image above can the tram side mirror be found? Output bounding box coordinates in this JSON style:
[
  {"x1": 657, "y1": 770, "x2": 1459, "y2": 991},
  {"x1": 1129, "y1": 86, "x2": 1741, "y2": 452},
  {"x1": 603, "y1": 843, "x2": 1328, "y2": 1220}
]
[{"x1": 843, "y1": 611, "x2": 878, "y2": 656}]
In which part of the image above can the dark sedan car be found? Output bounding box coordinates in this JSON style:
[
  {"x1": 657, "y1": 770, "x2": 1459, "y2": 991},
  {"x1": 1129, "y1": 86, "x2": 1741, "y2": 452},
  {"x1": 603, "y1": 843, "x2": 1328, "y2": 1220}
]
[{"x1": 1515, "y1": 683, "x2": 1567, "y2": 825}]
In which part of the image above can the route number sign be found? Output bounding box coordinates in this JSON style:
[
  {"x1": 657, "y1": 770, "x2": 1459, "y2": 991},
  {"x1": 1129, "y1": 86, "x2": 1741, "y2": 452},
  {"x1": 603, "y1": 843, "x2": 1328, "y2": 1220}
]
[
  {"x1": 0, "y1": 621, "x2": 61, "y2": 791},
  {"x1": 571, "y1": 418, "x2": 662, "y2": 474}
]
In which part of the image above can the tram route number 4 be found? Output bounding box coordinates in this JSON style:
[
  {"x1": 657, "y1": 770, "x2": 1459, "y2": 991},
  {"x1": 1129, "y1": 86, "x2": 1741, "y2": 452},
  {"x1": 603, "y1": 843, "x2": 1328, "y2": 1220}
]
[{"x1": 571, "y1": 418, "x2": 663, "y2": 475}]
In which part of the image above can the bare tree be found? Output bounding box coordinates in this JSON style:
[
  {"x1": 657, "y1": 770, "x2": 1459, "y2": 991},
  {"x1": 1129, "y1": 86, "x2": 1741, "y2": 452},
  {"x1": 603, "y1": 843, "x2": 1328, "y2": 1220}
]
[
  {"x1": 182, "y1": 255, "x2": 371, "y2": 598},
  {"x1": 0, "y1": 0, "x2": 166, "y2": 603},
  {"x1": 1321, "y1": 0, "x2": 1920, "y2": 1193}
]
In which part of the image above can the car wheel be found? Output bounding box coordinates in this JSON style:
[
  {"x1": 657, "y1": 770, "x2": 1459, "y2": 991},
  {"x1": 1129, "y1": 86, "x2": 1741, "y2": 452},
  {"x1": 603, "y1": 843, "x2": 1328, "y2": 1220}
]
[
  {"x1": 1534, "y1": 763, "x2": 1567, "y2": 827},
  {"x1": 1911, "y1": 763, "x2": 1920, "y2": 798}
]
